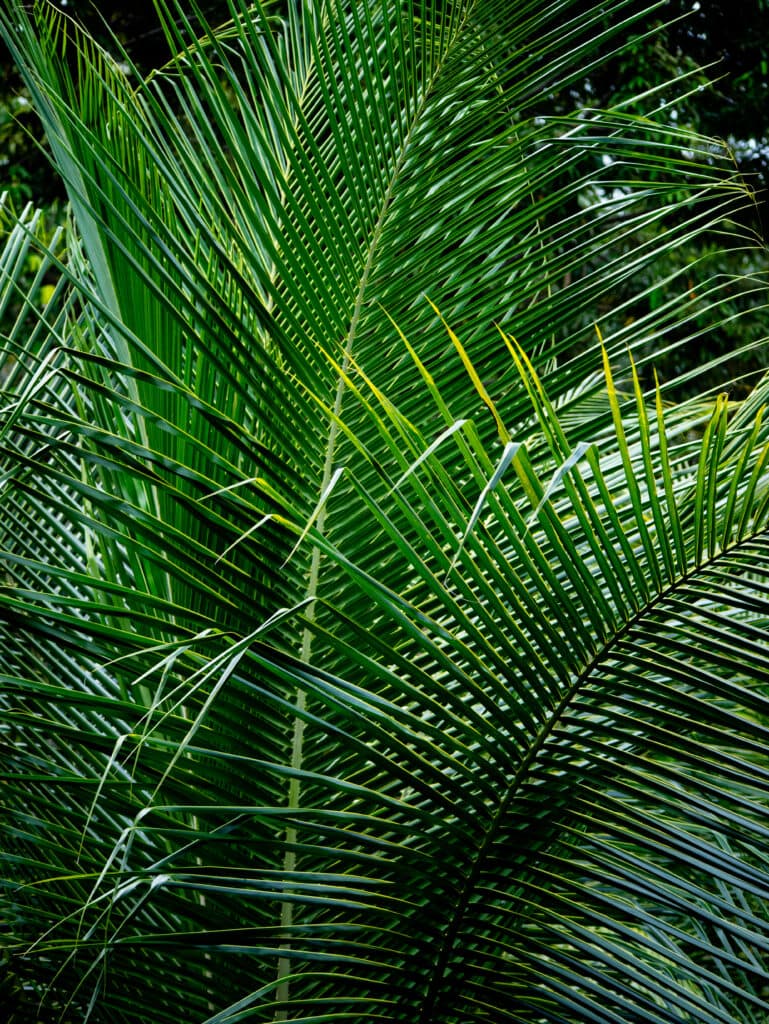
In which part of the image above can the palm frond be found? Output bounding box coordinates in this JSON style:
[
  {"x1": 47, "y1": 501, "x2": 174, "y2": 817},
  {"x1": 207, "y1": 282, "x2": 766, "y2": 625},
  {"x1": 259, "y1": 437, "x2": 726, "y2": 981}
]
[{"x1": 1, "y1": 1, "x2": 768, "y2": 1021}]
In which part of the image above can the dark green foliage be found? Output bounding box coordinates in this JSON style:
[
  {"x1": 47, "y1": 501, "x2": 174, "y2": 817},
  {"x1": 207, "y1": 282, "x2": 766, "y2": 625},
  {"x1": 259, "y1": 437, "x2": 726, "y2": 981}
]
[{"x1": 0, "y1": 2, "x2": 768, "y2": 1022}]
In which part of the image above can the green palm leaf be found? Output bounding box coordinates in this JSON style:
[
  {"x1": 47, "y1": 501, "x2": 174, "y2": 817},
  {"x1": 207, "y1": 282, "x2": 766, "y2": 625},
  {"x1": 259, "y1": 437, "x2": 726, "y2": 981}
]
[{"x1": 1, "y1": 0, "x2": 768, "y2": 1021}]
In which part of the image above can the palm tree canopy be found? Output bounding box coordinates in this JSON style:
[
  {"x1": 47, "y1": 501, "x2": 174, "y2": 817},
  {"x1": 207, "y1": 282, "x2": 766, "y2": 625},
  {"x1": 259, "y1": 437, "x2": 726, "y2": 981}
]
[{"x1": 1, "y1": 1, "x2": 769, "y2": 1022}]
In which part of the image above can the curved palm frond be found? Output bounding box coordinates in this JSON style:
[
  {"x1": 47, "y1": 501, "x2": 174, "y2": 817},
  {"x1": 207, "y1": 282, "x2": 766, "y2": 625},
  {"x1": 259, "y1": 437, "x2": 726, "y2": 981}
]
[{"x1": 1, "y1": 0, "x2": 768, "y2": 1021}]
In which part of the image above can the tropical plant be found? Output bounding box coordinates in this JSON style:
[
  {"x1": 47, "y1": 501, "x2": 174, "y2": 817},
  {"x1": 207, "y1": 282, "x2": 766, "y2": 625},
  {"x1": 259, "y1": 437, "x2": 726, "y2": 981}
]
[{"x1": 1, "y1": 1, "x2": 769, "y2": 1021}]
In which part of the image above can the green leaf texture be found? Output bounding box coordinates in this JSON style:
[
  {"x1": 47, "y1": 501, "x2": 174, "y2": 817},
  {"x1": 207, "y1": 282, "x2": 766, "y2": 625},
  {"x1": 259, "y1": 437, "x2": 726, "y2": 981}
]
[{"x1": 1, "y1": 1, "x2": 768, "y2": 1021}]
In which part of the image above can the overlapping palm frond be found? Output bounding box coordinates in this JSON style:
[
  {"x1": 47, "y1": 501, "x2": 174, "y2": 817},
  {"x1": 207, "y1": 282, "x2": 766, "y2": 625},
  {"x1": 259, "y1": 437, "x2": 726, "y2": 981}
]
[{"x1": 1, "y1": 0, "x2": 769, "y2": 1021}]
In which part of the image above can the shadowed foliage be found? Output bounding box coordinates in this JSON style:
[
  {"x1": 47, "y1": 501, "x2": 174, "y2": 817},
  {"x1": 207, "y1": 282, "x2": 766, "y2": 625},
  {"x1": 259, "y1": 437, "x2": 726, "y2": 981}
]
[{"x1": 1, "y1": 1, "x2": 769, "y2": 1021}]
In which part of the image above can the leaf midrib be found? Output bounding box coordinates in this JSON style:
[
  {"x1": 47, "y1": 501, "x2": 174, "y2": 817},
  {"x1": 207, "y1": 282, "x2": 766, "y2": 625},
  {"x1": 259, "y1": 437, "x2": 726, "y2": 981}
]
[
  {"x1": 417, "y1": 527, "x2": 769, "y2": 1022},
  {"x1": 276, "y1": 2, "x2": 476, "y2": 1007}
]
